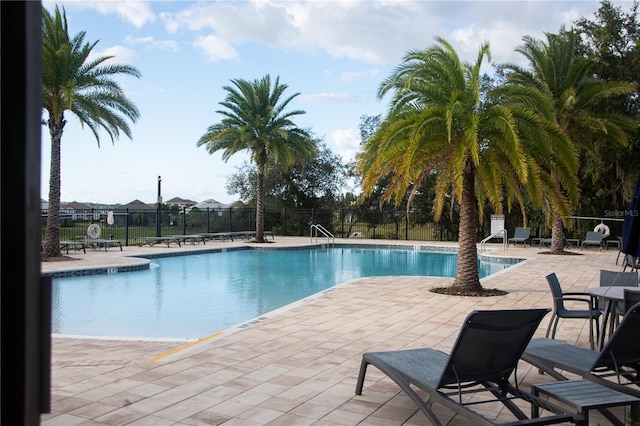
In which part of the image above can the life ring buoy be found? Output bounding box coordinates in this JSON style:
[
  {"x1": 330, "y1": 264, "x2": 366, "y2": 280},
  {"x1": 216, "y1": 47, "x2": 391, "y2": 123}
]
[
  {"x1": 594, "y1": 223, "x2": 610, "y2": 238},
  {"x1": 87, "y1": 223, "x2": 101, "y2": 239}
]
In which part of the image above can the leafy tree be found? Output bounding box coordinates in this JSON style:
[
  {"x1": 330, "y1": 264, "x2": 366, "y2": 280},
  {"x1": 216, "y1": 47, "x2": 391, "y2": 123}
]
[
  {"x1": 41, "y1": 5, "x2": 141, "y2": 258},
  {"x1": 358, "y1": 38, "x2": 570, "y2": 293},
  {"x1": 198, "y1": 75, "x2": 316, "y2": 243},
  {"x1": 574, "y1": 0, "x2": 640, "y2": 213},
  {"x1": 502, "y1": 30, "x2": 636, "y2": 253},
  {"x1": 226, "y1": 140, "x2": 350, "y2": 210}
]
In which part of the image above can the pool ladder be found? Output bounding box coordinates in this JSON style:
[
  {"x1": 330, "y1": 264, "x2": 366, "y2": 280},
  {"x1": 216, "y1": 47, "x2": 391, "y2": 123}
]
[
  {"x1": 310, "y1": 224, "x2": 335, "y2": 246},
  {"x1": 480, "y1": 228, "x2": 507, "y2": 252}
]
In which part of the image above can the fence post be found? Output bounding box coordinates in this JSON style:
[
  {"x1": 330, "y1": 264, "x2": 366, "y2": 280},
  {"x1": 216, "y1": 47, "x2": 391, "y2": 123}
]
[
  {"x1": 156, "y1": 204, "x2": 161, "y2": 237},
  {"x1": 283, "y1": 208, "x2": 287, "y2": 236},
  {"x1": 372, "y1": 209, "x2": 376, "y2": 239},
  {"x1": 182, "y1": 206, "x2": 186, "y2": 235},
  {"x1": 125, "y1": 208, "x2": 129, "y2": 246},
  {"x1": 405, "y1": 211, "x2": 409, "y2": 240},
  {"x1": 206, "y1": 207, "x2": 211, "y2": 233}
]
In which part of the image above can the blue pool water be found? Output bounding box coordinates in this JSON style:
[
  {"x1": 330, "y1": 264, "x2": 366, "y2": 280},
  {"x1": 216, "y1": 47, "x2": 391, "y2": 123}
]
[{"x1": 52, "y1": 246, "x2": 520, "y2": 339}]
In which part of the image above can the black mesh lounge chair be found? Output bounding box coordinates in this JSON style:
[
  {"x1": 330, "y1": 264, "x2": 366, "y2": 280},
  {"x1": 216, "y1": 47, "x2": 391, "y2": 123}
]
[
  {"x1": 355, "y1": 309, "x2": 576, "y2": 425},
  {"x1": 508, "y1": 227, "x2": 531, "y2": 247},
  {"x1": 581, "y1": 231, "x2": 604, "y2": 249},
  {"x1": 522, "y1": 302, "x2": 640, "y2": 400},
  {"x1": 545, "y1": 273, "x2": 602, "y2": 350}
]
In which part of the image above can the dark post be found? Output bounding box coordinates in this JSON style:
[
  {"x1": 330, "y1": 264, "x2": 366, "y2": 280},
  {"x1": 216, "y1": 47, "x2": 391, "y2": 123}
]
[
  {"x1": 125, "y1": 209, "x2": 130, "y2": 245},
  {"x1": 283, "y1": 208, "x2": 287, "y2": 236},
  {"x1": 405, "y1": 211, "x2": 409, "y2": 240},
  {"x1": 372, "y1": 209, "x2": 376, "y2": 239},
  {"x1": 156, "y1": 176, "x2": 162, "y2": 237},
  {"x1": 1, "y1": 2, "x2": 48, "y2": 423}
]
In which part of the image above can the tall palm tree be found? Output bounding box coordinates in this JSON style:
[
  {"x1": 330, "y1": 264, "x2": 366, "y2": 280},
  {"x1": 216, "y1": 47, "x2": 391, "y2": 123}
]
[
  {"x1": 197, "y1": 75, "x2": 316, "y2": 243},
  {"x1": 502, "y1": 30, "x2": 636, "y2": 253},
  {"x1": 357, "y1": 37, "x2": 573, "y2": 293},
  {"x1": 41, "y1": 5, "x2": 141, "y2": 259}
]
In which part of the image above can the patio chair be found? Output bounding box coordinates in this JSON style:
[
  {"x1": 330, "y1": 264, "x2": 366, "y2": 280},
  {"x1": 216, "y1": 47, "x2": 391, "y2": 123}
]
[
  {"x1": 355, "y1": 309, "x2": 577, "y2": 425},
  {"x1": 581, "y1": 231, "x2": 604, "y2": 250},
  {"x1": 545, "y1": 273, "x2": 602, "y2": 350},
  {"x1": 508, "y1": 227, "x2": 531, "y2": 247},
  {"x1": 598, "y1": 270, "x2": 639, "y2": 325},
  {"x1": 623, "y1": 254, "x2": 640, "y2": 272},
  {"x1": 624, "y1": 289, "x2": 640, "y2": 315},
  {"x1": 522, "y1": 302, "x2": 640, "y2": 400}
]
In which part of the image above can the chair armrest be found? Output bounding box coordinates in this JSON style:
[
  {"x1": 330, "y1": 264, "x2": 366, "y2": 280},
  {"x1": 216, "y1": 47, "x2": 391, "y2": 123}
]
[
  {"x1": 562, "y1": 291, "x2": 591, "y2": 297},
  {"x1": 555, "y1": 296, "x2": 599, "y2": 310}
]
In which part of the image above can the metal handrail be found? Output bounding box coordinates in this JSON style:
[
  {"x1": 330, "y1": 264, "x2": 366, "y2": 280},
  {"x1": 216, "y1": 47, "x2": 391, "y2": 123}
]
[
  {"x1": 480, "y1": 228, "x2": 507, "y2": 251},
  {"x1": 310, "y1": 224, "x2": 334, "y2": 246}
]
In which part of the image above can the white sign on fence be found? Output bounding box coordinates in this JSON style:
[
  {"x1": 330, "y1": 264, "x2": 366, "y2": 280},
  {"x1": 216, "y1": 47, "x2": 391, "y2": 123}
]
[{"x1": 490, "y1": 214, "x2": 505, "y2": 235}]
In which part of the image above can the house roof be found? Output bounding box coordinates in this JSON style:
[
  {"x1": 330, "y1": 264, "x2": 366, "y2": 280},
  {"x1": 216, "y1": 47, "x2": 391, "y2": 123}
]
[
  {"x1": 188, "y1": 198, "x2": 228, "y2": 211},
  {"x1": 62, "y1": 201, "x2": 92, "y2": 210},
  {"x1": 121, "y1": 199, "x2": 156, "y2": 210},
  {"x1": 165, "y1": 197, "x2": 197, "y2": 206}
]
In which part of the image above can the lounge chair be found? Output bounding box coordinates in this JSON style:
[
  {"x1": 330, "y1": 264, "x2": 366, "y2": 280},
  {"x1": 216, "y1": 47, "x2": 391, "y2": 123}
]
[
  {"x1": 83, "y1": 223, "x2": 123, "y2": 251},
  {"x1": 355, "y1": 309, "x2": 576, "y2": 425},
  {"x1": 522, "y1": 302, "x2": 640, "y2": 400},
  {"x1": 545, "y1": 273, "x2": 601, "y2": 350},
  {"x1": 581, "y1": 231, "x2": 604, "y2": 249},
  {"x1": 508, "y1": 227, "x2": 531, "y2": 247}
]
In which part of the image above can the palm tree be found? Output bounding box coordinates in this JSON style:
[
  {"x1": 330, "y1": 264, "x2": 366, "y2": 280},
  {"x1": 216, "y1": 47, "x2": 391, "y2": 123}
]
[
  {"x1": 502, "y1": 30, "x2": 636, "y2": 253},
  {"x1": 357, "y1": 37, "x2": 573, "y2": 293},
  {"x1": 197, "y1": 75, "x2": 316, "y2": 243},
  {"x1": 41, "y1": 5, "x2": 141, "y2": 259}
]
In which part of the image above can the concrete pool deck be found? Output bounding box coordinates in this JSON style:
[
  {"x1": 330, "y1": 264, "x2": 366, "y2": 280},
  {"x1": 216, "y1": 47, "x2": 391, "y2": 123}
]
[{"x1": 41, "y1": 237, "x2": 628, "y2": 425}]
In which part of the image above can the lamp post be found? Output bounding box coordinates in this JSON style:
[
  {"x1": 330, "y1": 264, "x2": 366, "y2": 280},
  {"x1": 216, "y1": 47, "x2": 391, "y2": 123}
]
[{"x1": 156, "y1": 176, "x2": 162, "y2": 237}]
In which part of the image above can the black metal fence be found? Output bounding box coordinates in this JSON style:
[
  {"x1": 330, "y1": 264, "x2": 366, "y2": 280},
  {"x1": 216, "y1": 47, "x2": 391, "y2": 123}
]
[
  {"x1": 42, "y1": 207, "x2": 460, "y2": 246},
  {"x1": 42, "y1": 206, "x2": 627, "y2": 248}
]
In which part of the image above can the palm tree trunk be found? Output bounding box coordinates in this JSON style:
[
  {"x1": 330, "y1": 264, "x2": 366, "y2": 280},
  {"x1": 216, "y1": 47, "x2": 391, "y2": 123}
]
[
  {"x1": 550, "y1": 212, "x2": 565, "y2": 254},
  {"x1": 452, "y1": 163, "x2": 482, "y2": 292},
  {"x1": 255, "y1": 162, "x2": 265, "y2": 243},
  {"x1": 42, "y1": 119, "x2": 65, "y2": 258}
]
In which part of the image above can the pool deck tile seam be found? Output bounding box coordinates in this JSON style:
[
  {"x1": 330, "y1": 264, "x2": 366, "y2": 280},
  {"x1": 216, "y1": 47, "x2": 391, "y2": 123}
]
[{"x1": 42, "y1": 237, "x2": 625, "y2": 425}]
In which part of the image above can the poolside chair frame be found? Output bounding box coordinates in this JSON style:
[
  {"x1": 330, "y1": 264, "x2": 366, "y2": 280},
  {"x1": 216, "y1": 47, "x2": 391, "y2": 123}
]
[
  {"x1": 508, "y1": 227, "x2": 531, "y2": 247},
  {"x1": 355, "y1": 309, "x2": 577, "y2": 425},
  {"x1": 545, "y1": 273, "x2": 601, "y2": 350},
  {"x1": 522, "y1": 302, "x2": 640, "y2": 400}
]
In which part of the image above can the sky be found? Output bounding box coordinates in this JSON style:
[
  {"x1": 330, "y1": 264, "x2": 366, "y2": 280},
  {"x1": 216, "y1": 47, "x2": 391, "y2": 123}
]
[{"x1": 41, "y1": 0, "x2": 634, "y2": 206}]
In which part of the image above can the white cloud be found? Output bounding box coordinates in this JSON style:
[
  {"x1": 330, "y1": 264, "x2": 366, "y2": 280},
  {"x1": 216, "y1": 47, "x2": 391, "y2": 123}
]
[
  {"x1": 328, "y1": 129, "x2": 360, "y2": 162},
  {"x1": 160, "y1": 0, "x2": 613, "y2": 67},
  {"x1": 194, "y1": 35, "x2": 239, "y2": 62},
  {"x1": 124, "y1": 35, "x2": 180, "y2": 52},
  {"x1": 91, "y1": 45, "x2": 137, "y2": 65},
  {"x1": 53, "y1": 0, "x2": 156, "y2": 29}
]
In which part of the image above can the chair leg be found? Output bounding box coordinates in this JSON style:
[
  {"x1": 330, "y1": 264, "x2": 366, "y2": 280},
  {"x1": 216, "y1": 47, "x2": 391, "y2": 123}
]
[{"x1": 546, "y1": 316, "x2": 559, "y2": 340}]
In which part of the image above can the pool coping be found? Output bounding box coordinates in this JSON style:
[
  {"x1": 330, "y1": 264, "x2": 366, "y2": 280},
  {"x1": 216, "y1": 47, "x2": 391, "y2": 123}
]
[{"x1": 47, "y1": 240, "x2": 530, "y2": 348}]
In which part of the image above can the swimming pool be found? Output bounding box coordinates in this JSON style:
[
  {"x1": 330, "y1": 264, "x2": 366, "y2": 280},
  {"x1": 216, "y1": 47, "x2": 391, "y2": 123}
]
[{"x1": 52, "y1": 245, "x2": 522, "y2": 339}]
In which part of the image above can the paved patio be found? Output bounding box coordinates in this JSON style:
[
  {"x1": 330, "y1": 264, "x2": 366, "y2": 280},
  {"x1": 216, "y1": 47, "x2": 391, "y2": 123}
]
[{"x1": 41, "y1": 237, "x2": 628, "y2": 425}]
